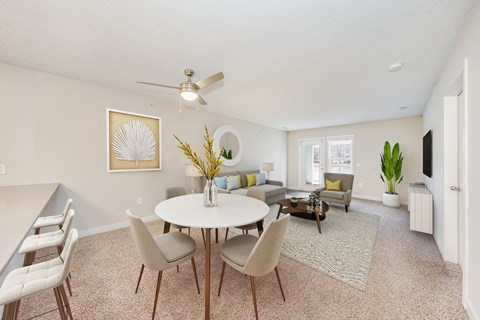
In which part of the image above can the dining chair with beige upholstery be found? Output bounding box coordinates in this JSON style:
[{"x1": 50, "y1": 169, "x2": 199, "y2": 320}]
[
  {"x1": 126, "y1": 209, "x2": 200, "y2": 320},
  {"x1": 224, "y1": 187, "x2": 266, "y2": 241},
  {"x1": 165, "y1": 187, "x2": 191, "y2": 234},
  {"x1": 218, "y1": 214, "x2": 290, "y2": 320},
  {"x1": 32, "y1": 198, "x2": 73, "y2": 235},
  {"x1": 0, "y1": 229, "x2": 79, "y2": 320}
]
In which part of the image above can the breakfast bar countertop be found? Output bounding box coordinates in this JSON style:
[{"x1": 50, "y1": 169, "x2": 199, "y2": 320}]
[{"x1": 0, "y1": 183, "x2": 59, "y2": 275}]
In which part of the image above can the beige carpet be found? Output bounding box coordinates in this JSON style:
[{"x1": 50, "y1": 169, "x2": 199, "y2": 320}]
[{"x1": 16, "y1": 199, "x2": 467, "y2": 319}]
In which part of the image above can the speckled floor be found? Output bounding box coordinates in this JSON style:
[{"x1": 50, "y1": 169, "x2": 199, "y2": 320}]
[{"x1": 16, "y1": 198, "x2": 467, "y2": 319}]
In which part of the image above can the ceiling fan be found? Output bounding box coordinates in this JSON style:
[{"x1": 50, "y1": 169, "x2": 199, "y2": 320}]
[{"x1": 137, "y1": 69, "x2": 224, "y2": 105}]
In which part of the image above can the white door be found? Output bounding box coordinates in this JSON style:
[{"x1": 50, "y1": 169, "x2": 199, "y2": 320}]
[
  {"x1": 299, "y1": 138, "x2": 325, "y2": 191},
  {"x1": 458, "y1": 90, "x2": 465, "y2": 271}
]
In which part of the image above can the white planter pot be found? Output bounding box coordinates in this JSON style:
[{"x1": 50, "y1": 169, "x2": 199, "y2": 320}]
[{"x1": 382, "y1": 193, "x2": 400, "y2": 208}]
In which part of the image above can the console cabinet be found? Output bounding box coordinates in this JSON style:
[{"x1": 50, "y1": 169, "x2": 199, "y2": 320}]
[{"x1": 408, "y1": 184, "x2": 433, "y2": 234}]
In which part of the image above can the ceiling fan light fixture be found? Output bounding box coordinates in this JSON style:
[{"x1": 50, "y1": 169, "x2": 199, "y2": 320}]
[
  {"x1": 181, "y1": 90, "x2": 198, "y2": 101},
  {"x1": 180, "y1": 82, "x2": 198, "y2": 101}
]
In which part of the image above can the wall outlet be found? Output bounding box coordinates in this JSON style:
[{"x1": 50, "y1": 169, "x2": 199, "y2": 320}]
[
  {"x1": 0, "y1": 164, "x2": 6, "y2": 175},
  {"x1": 136, "y1": 197, "x2": 143, "y2": 205},
  {"x1": 359, "y1": 182, "x2": 364, "y2": 188}
]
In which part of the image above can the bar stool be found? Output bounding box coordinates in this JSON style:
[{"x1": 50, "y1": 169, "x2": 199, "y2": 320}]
[
  {"x1": 32, "y1": 198, "x2": 73, "y2": 235},
  {"x1": 0, "y1": 229, "x2": 79, "y2": 320},
  {"x1": 20, "y1": 209, "x2": 75, "y2": 296}
]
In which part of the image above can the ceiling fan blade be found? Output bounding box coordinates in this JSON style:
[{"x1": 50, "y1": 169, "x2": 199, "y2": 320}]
[
  {"x1": 194, "y1": 72, "x2": 224, "y2": 89},
  {"x1": 137, "y1": 81, "x2": 179, "y2": 90},
  {"x1": 197, "y1": 95, "x2": 207, "y2": 105}
]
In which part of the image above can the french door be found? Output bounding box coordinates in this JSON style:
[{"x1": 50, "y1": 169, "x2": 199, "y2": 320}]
[{"x1": 299, "y1": 138, "x2": 325, "y2": 191}]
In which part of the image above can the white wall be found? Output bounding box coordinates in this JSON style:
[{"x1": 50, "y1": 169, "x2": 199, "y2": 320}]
[
  {"x1": 0, "y1": 62, "x2": 287, "y2": 235},
  {"x1": 422, "y1": 3, "x2": 480, "y2": 319},
  {"x1": 287, "y1": 117, "x2": 423, "y2": 204}
]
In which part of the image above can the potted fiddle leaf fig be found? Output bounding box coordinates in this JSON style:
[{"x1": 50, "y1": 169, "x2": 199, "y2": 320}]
[{"x1": 380, "y1": 141, "x2": 403, "y2": 207}]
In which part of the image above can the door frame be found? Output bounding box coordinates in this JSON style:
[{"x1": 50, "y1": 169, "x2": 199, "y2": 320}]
[
  {"x1": 298, "y1": 137, "x2": 325, "y2": 191},
  {"x1": 443, "y1": 58, "x2": 469, "y2": 306}
]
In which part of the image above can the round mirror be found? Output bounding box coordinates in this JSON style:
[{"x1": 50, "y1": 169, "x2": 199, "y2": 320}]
[{"x1": 213, "y1": 125, "x2": 244, "y2": 167}]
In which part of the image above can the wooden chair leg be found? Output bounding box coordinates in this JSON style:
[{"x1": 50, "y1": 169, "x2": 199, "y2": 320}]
[
  {"x1": 53, "y1": 287, "x2": 67, "y2": 320},
  {"x1": 2, "y1": 301, "x2": 18, "y2": 320},
  {"x1": 23, "y1": 251, "x2": 36, "y2": 267},
  {"x1": 224, "y1": 228, "x2": 229, "y2": 242},
  {"x1": 152, "y1": 271, "x2": 163, "y2": 320},
  {"x1": 201, "y1": 229, "x2": 206, "y2": 247},
  {"x1": 13, "y1": 300, "x2": 21, "y2": 320},
  {"x1": 191, "y1": 257, "x2": 200, "y2": 294},
  {"x1": 176, "y1": 265, "x2": 179, "y2": 273},
  {"x1": 59, "y1": 284, "x2": 74, "y2": 320},
  {"x1": 249, "y1": 276, "x2": 259, "y2": 320},
  {"x1": 218, "y1": 261, "x2": 226, "y2": 296},
  {"x1": 215, "y1": 228, "x2": 219, "y2": 243},
  {"x1": 135, "y1": 264, "x2": 145, "y2": 294},
  {"x1": 274, "y1": 266, "x2": 286, "y2": 302},
  {"x1": 65, "y1": 276, "x2": 73, "y2": 297},
  {"x1": 345, "y1": 205, "x2": 349, "y2": 212},
  {"x1": 188, "y1": 228, "x2": 191, "y2": 236}
]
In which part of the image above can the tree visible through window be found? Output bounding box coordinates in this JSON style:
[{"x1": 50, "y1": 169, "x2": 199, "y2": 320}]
[{"x1": 327, "y1": 135, "x2": 354, "y2": 174}]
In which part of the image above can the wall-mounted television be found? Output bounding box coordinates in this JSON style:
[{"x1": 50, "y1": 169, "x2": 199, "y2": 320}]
[{"x1": 423, "y1": 130, "x2": 432, "y2": 178}]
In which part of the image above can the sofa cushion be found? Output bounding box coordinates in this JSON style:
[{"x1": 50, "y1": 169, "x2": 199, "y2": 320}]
[
  {"x1": 252, "y1": 184, "x2": 286, "y2": 198},
  {"x1": 246, "y1": 173, "x2": 256, "y2": 187},
  {"x1": 227, "y1": 175, "x2": 241, "y2": 190},
  {"x1": 214, "y1": 176, "x2": 227, "y2": 189},
  {"x1": 326, "y1": 179, "x2": 342, "y2": 191},
  {"x1": 321, "y1": 190, "x2": 345, "y2": 200},
  {"x1": 217, "y1": 171, "x2": 239, "y2": 178},
  {"x1": 230, "y1": 188, "x2": 248, "y2": 196},
  {"x1": 238, "y1": 170, "x2": 260, "y2": 188},
  {"x1": 255, "y1": 173, "x2": 266, "y2": 185}
]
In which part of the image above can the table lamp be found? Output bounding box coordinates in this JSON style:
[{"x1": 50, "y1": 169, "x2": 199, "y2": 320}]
[
  {"x1": 263, "y1": 162, "x2": 274, "y2": 179},
  {"x1": 185, "y1": 164, "x2": 202, "y2": 194}
]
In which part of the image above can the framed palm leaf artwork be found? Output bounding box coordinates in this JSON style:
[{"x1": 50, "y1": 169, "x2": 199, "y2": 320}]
[{"x1": 107, "y1": 109, "x2": 161, "y2": 172}]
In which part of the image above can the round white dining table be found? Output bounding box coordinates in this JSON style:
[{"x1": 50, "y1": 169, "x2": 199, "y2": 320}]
[{"x1": 155, "y1": 193, "x2": 270, "y2": 320}]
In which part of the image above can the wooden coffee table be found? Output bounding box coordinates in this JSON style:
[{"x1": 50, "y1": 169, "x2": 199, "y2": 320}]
[{"x1": 276, "y1": 198, "x2": 329, "y2": 234}]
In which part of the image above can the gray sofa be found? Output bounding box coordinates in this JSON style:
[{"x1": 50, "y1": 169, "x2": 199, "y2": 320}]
[
  {"x1": 216, "y1": 169, "x2": 286, "y2": 205},
  {"x1": 315, "y1": 172, "x2": 354, "y2": 212}
]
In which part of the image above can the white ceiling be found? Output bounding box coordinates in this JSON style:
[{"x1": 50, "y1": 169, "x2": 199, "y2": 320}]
[{"x1": 0, "y1": 0, "x2": 477, "y2": 131}]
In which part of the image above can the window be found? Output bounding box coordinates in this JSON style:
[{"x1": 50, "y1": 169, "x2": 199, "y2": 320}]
[{"x1": 326, "y1": 135, "x2": 354, "y2": 174}]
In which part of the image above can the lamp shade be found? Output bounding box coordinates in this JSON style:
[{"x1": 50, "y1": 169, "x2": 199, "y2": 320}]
[
  {"x1": 263, "y1": 162, "x2": 274, "y2": 172},
  {"x1": 185, "y1": 164, "x2": 202, "y2": 177}
]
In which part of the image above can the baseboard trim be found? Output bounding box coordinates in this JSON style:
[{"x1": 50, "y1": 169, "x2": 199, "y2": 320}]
[
  {"x1": 78, "y1": 215, "x2": 160, "y2": 238},
  {"x1": 466, "y1": 298, "x2": 478, "y2": 320},
  {"x1": 353, "y1": 195, "x2": 408, "y2": 205}
]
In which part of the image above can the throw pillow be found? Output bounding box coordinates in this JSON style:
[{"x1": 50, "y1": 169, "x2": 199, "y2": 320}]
[
  {"x1": 255, "y1": 173, "x2": 266, "y2": 185},
  {"x1": 214, "y1": 176, "x2": 227, "y2": 190},
  {"x1": 326, "y1": 179, "x2": 342, "y2": 191},
  {"x1": 227, "y1": 175, "x2": 241, "y2": 190},
  {"x1": 246, "y1": 173, "x2": 257, "y2": 187}
]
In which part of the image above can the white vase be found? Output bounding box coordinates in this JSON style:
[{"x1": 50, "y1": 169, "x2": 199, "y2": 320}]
[
  {"x1": 203, "y1": 179, "x2": 218, "y2": 207},
  {"x1": 382, "y1": 193, "x2": 400, "y2": 207}
]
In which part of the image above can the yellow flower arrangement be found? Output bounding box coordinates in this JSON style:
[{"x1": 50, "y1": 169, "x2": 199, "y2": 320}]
[{"x1": 174, "y1": 125, "x2": 224, "y2": 179}]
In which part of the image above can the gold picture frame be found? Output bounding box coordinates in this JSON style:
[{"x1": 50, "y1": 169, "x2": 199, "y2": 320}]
[{"x1": 107, "y1": 109, "x2": 161, "y2": 172}]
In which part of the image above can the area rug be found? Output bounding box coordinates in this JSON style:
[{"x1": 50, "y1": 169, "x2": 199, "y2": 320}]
[{"x1": 259, "y1": 204, "x2": 380, "y2": 290}]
